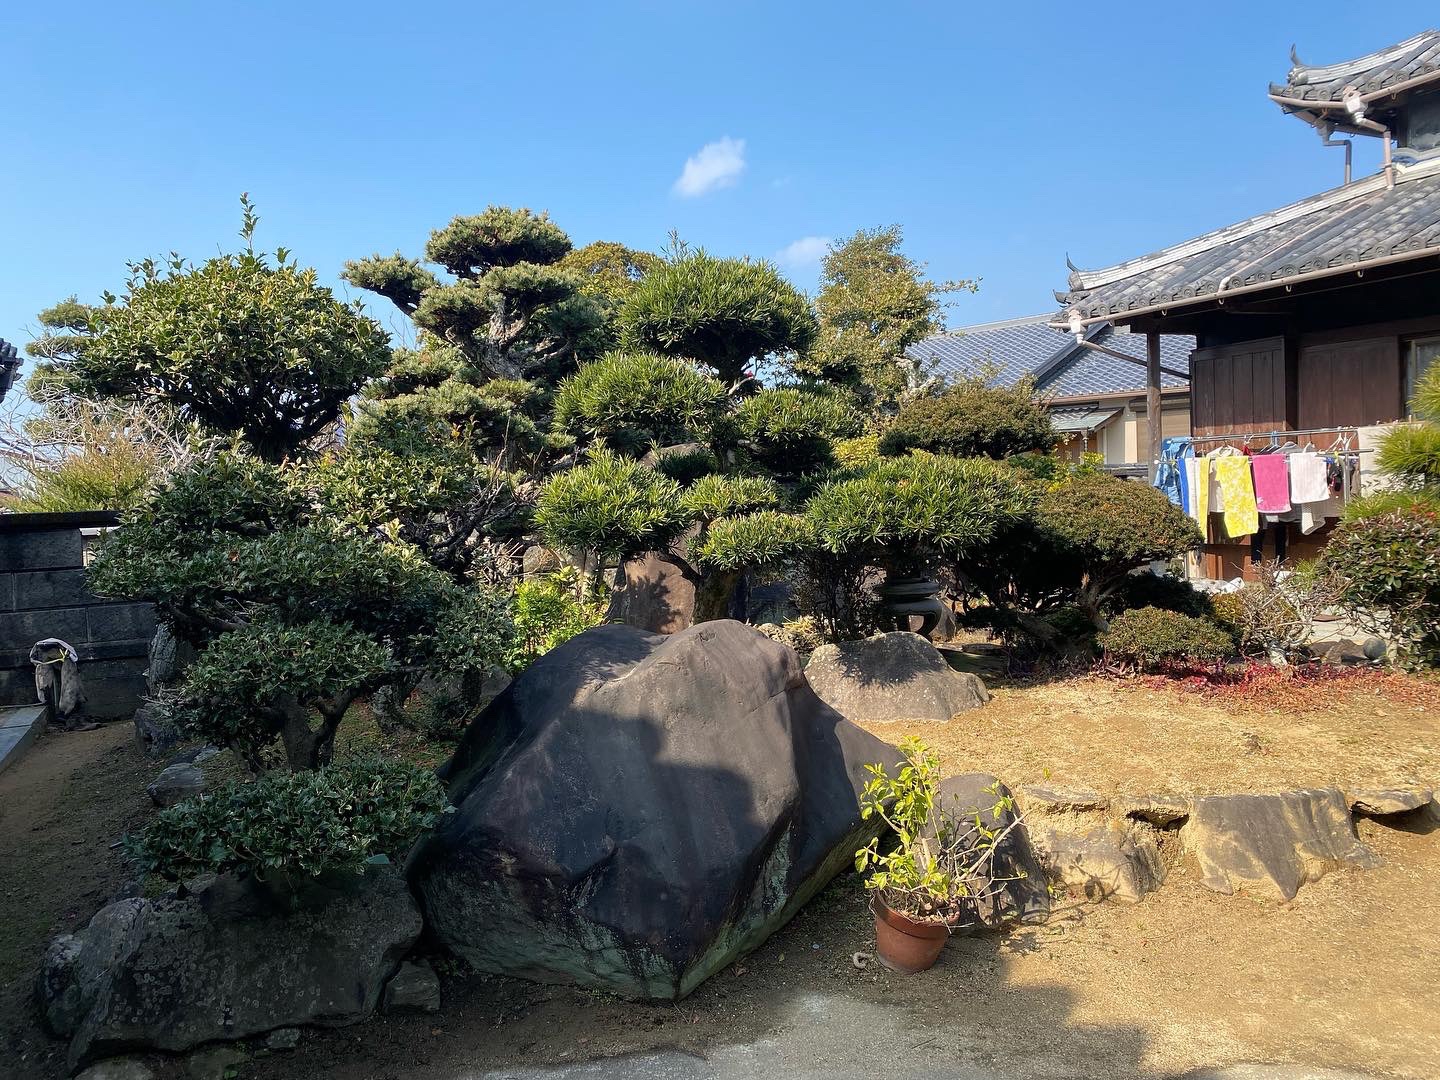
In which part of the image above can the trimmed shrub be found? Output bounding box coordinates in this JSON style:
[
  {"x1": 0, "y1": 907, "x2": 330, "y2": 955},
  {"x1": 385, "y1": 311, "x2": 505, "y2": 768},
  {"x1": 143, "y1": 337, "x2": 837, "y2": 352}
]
[
  {"x1": 1106, "y1": 572, "x2": 1214, "y2": 620},
  {"x1": 727, "y1": 386, "x2": 865, "y2": 475},
  {"x1": 553, "y1": 351, "x2": 726, "y2": 453},
  {"x1": 534, "y1": 448, "x2": 693, "y2": 561},
  {"x1": 1098, "y1": 606, "x2": 1232, "y2": 671},
  {"x1": 692, "y1": 511, "x2": 814, "y2": 572},
  {"x1": 649, "y1": 443, "x2": 720, "y2": 483},
  {"x1": 806, "y1": 455, "x2": 1034, "y2": 564},
  {"x1": 128, "y1": 756, "x2": 448, "y2": 881},
  {"x1": 879, "y1": 376, "x2": 1058, "y2": 460},
  {"x1": 680, "y1": 474, "x2": 782, "y2": 522},
  {"x1": 617, "y1": 251, "x2": 818, "y2": 385},
  {"x1": 1324, "y1": 508, "x2": 1440, "y2": 665}
]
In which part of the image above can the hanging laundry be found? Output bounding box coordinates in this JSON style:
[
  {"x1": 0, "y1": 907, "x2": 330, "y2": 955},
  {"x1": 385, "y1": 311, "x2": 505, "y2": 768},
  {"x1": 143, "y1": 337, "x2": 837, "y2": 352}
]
[
  {"x1": 1153, "y1": 437, "x2": 1189, "y2": 508},
  {"x1": 1288, "y1": 451, "x2": 1328, "y2": 503},
  {"x1": 1214, "y1": 456, "x2": 1259, "y2": 538},
  {"x1": 1251, "y1": 454, "x2": 1291, "y2": 514},
  {"x1": 1192, "y1": 456, "x2": 1211, "y2": 537}
]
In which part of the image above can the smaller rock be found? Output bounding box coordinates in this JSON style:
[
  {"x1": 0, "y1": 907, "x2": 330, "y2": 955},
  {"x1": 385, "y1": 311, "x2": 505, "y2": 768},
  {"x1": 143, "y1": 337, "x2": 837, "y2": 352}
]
[
  {"x1": 1348, "y1": 786, "x2": 1433, "y2": 816},
  {"x1": 935, "y1": 774, "x2": 1049, "y2": 925},
  {"x1": 521, "y1": 544, "x2": 562, "y2": 579},
  {"x1": 263, "y1": 1028, "x2": 301, "y2": 1051},
  {"x1": 76, "y1": 1060, "x2": 155, "y2": 1080},
  {"x1": 1116, "y1": 792, "x2": 1191, "y2": 826},
  {"x1": 1361, "y1": 636, "x2": 1388, "y2": 661},
  {"x1": 147, "y1": 762, "x2": 205, "y2": 807},
  {"x1": 192, "y1": 745, "x2": 222, "y2": 764},
  {"x1": 184, "y1": 1045, "x2": 246, "y2": 1080},
  {"x1": 804, "y1": 632, "x2": 989, "y2": 724},
  {"x1": 1307, "y1": 639, "x2": 1369, "y2": 665},
  {"x1": 383, "y1": 959, "x2": 441, "y2": 1014},
  {"x1": 1031, "y1": 823, "x2": 1165, "y2": 902},
  {"x1": 1020, "y1": 785, "x2": 1109, "y2": 813},
  {"x1": 132, "y1": 702, "x2": 179, "y2": 759},
  {"x1": 961, "y1": 642, "x2": 1007, "y2": 657}
]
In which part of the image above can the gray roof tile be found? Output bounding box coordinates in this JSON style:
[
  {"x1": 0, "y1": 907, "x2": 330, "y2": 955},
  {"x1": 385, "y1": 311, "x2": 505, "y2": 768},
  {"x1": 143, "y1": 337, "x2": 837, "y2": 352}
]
[
  {"x1": 906, "y1": 316, "x2": 1191, "y2": 397},
  {"x1": 1058, "y1": 158, "x2": 1440, "y2": 322},
  {"x1": 1272, "y1": 30, "x2": 1440, "y2": 104}
]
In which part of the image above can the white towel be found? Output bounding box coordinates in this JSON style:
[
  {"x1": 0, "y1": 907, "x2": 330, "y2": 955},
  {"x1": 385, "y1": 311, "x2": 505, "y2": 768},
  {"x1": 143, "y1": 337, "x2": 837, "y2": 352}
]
[
  {"x1": 1184, "y1": 457, "x2": 1202, "y2": 523},
  {"x1": 1288, "y1": 452, "x2": 1329, "y2": 504}
]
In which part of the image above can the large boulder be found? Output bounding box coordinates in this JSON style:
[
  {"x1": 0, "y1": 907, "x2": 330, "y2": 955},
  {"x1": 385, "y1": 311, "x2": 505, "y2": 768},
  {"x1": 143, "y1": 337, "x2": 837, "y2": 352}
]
[
  {"x1": 605, "y1": 551, "x2": 703, "y2": 634},
  {"x1": 38, "y1": 864, "x2": 421, "y2": 1070},
  {"x1": 804, "y1": 632, "x2": 989, "y2": 723},
  {"x1": 411, "y1": 620, "x2": 900, "y2": 1000},
  {"x1": 1181, "y1": 788, "x2": 1380, "y2": 900}
]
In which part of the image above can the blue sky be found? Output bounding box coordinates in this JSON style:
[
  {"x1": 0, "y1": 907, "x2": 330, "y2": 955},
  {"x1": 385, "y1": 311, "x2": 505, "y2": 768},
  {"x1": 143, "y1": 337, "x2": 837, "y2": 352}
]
[{"x1": 1, "y1": 2, "x2": 1434, "y2": 363}]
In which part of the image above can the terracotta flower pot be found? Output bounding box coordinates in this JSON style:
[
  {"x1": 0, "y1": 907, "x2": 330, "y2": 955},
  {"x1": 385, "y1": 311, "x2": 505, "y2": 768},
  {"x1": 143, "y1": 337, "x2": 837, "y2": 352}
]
[{"x1": 871, "y1": 894, "x2": 949, "y2": 973}]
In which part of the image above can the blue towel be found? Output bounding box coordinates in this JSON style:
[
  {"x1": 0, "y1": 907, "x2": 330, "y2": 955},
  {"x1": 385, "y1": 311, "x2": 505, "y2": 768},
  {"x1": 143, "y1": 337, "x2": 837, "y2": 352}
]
[{"x1": 1154, "y1": 437, "x2": 1192, "y2": 509}]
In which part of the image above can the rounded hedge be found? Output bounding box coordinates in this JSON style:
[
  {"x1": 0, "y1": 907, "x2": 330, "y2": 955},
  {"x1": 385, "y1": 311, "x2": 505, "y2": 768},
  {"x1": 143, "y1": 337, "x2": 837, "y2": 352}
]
[
  {"x1": 680, "y1": 474, "x2": 782, "y2": 522},
  {"x1": 534, "y1": 448, "x2": 693, "y2": 559},
  {"x1": 692, "y1": 511, "x2": 814, "y2": 572},
  {"x1": 879, "y1": 378, "x2": 1057, "y2": 460},
  {"x1": 1324, "y1": 508, "x2": 1440, "y2": 664},
  {"x1": 129, "y1": 756, "x2": 448, "y2": 881},
  {"x1": 1098, "y1": 606, "x2": 1232, "y2": 671},
  {"x1": 727, "y1": 387, "x2": 865, "y2": 475},
  {"x1": 553, "y1": 350, "x2": 726, "y2": 453}
]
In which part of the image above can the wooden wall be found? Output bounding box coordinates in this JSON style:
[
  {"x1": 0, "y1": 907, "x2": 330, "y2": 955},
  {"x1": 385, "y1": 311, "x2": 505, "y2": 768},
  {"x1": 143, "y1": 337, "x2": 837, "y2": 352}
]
[
  {"x1": 1296, "y1": 336, "x2": 1402, "y2": 429},
  {"x1": 1190, "y1": 336, "x2": 1290, "y2": 435}
]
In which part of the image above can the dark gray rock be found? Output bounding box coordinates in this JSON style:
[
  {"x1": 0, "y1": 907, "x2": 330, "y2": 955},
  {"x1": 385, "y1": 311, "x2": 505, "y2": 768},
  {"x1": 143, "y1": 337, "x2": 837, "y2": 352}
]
[
  {"x1": 606, "y1": 552, "x2": 702, "y2": 634},
  {"x1": 383, "y1": 959, "x2": 441, "y2": 1014},
  {"x1": 262, "y1": 1027, "x2": 300, "y2": 1051},
  {"x1": 1361, "y1": 636, "x2": 1388, "y2": 661},
  {"x1": 1020, "y1": 785, "x2": 1109, "y2": 813},
  {"x1": 75, "y1": 1059, "x2": 156, "y2": 1080},
  {"x1": 1030, "y1": 823, "x2": 1165, "y2": 902},
  {"x1": 1307, "y1": 639, "x2": 1369, "y2": 665},
  {"x1": 132, "y1": 701, "x2": 180, "y2": 759},
  {"x1": 1182, "y1": 788, "x2": 1380, "y2": 900},
  {"x1": 146, "y1": 626, "x2": 195, "y2": 694},
  {"x1": 413, "y1": 620, "x2": 900, "y2": 1000},
  {"x1": 804, "y1": 632, "x2": 989, "y2": 724},
  {"x1": 39, "y1": 864, "x2": 421, "y2": 1070},
  {"x1": 935, "y1": 773, "x2": 1049, "y2": 925},
  {"x1": 1116, "y1": 792, "x2": 1191, "y2": 826},
  {"x1": 146, "y1": 762, "x2": 205, "y2": 808},
  {"x1": 1347, "y1": 786, "x2": 1433, "y2": 816}
]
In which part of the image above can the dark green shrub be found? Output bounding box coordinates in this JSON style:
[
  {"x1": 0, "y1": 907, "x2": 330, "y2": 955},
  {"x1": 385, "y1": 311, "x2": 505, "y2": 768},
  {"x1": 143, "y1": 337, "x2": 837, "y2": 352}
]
[
  {"x1": 1324, "y1": 509, "x2": 1440, "y2": 665},
  {"x1": 649, "y1": 443, "x2": 720, "y2": 483},
  {"x1": 806, "y1": 455, "x2": 1034, "y2": 566},
  {"x1": 553, "y1": 351, "x2": 726, "y2": 453},
  {"x1": 1098, "y1": 606, "x2": 1231, "y2": 671},
  {"x1": 534, "y1": 448, "x2": 693, "y2": 561},
  {"x1": 618, "y1": 251, "x2": 818, "y2": 385},
  {"x1": 692, "y1": 511, "x2": 814, "y2": 572},
  {"x1": 1107, "y1": 572, "x2": 1214, "y2": 620},
  {"x1": 878, "y1": 376, "x2": 1057, "y2": 460},
  {"x1": 725, "y1": 386, "x2": 864, "y2": 475},
  {"x1": 680, "y1": 474, "x2": 782, "y2": 522},
  {"x1": 129, "y1": 756, "x2": 448, "y2": 881}
]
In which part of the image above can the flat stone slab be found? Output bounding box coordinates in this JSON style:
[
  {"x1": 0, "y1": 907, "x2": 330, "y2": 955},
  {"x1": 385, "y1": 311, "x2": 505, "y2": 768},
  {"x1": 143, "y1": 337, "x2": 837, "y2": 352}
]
[
  {"x1": 1019, "y1": 785, "x2": 1108, "y2": 813},
  {"x1": 1346, "y1": 786, "x2": 1433, "y2": 816},
  {"x1": 1031, "y1": 823, "x2": 1165, "y2": 902},
  {"x1": 0, "y1": 703, "x2": 48, "y2": 778},
  {"x1": 1182, "y1": 788, "x2": 1379, "y2": 900}
]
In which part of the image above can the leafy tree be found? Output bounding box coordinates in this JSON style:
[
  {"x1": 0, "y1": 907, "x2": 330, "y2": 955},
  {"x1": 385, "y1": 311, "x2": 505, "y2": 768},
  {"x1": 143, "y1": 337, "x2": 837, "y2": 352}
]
[
  {"x1": 45, "y1": 199, "x2": 390, "y2": 463},
  {"x1": 879, "y1": 375, "x2": 1057, "y2": 459},
  {"x1": 552, "y1": 350, "x2": 726, "y2": 453},
  {"x1": 533, "y1": 448, "x2": 692, "y2": 566},
  {"x1": 1325, "y1": 509, "x2": 1440, "y2": 666},
  {"x1": 90, "y1": 450, "x2": 513, "y2": 771},
  {"x1": 724, "y1": 386, "x2": 864, "y2": 476},
  {"x1": 558, "y1": 240, "x2": 664, "y2": 345},
  {"x1": 1377, "y1": 361, "x2": 1440, "y2": 489},
  {"x1": 345, "y1": 206, "x2": 603, "y2": 383},
  {"x1": 800, "y1": 226, "x2": 976, "y2": 409},
  {"x1": 618, "y1": 251, "x2": 817, "y2": 388}
]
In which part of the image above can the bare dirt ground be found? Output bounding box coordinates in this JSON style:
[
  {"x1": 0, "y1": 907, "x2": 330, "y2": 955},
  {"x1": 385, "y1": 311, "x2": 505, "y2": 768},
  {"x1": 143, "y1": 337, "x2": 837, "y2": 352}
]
[{"x1": 4, "y1": 672, "x2": 1439, "y2": 1079}]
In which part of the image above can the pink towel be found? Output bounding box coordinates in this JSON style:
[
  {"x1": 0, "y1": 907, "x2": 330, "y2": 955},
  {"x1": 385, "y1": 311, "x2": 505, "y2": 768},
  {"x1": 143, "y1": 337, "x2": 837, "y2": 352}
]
[{"x1": 1251, "y1": 455, "x2": 1291, "y2": 513}]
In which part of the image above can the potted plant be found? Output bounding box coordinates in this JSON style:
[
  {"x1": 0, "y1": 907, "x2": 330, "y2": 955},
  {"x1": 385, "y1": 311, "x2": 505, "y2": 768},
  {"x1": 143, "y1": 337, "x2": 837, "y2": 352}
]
[{"x1": 855, "y1": 737, "x2": 1022, "y2": 973}]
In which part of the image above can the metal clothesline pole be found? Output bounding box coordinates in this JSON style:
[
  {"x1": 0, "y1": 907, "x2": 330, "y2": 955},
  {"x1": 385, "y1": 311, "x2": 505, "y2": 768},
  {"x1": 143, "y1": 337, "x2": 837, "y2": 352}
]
[{"x1": 1181, "y1": 424, "x2": 1362, "y2": 444}]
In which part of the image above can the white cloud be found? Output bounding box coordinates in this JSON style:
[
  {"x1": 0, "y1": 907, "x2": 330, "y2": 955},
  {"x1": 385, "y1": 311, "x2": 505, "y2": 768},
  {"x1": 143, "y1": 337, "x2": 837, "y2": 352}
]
[
  {"x1": 775, "y1": 235, "x2": 832, "y2": 268},
  {"x1": 673, "y1": 137, "x2": 747, "y2": 197}
]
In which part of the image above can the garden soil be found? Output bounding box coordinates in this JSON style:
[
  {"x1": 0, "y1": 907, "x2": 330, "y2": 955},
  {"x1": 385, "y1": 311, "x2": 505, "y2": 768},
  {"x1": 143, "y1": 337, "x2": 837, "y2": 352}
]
[{"x1": 4, "y1": 674, "x2": 1439, "y2": 1079}]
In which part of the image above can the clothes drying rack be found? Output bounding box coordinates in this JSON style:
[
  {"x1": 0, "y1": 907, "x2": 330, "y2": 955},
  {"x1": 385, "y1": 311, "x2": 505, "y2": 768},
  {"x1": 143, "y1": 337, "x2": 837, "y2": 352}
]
[{"x1": 1162, "y1": 425, "x2": 1372, "y2": 504}]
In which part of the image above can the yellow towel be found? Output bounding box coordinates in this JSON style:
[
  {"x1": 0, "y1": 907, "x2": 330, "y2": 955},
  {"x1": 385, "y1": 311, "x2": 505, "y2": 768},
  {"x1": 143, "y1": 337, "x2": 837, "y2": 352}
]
[{"x1": 1214, "y1": 456, "x2": 1258, "y2": 538}]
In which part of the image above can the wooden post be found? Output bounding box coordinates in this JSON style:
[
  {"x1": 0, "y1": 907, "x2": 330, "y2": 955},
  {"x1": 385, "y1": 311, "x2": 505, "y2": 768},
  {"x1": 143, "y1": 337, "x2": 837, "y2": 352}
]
[{"x1": 1146, "y1": 329, "x2": 1162, "y2": 482}]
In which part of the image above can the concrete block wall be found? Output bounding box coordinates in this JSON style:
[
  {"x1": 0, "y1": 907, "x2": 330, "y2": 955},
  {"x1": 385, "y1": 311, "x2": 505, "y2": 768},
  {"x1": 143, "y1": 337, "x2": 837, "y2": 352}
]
[{"x1": 0, "y1": 511, "x2": 153, "y2": 718}]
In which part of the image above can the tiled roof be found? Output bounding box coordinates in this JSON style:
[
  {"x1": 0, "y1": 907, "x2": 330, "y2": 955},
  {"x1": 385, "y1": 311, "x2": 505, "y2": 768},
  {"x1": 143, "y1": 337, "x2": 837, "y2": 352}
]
[
  {"x1": 906, "y1": 315, "x2": 1191, "y2": 397},
  {"x1": 1058, "y1": 156, "x2": 1440, "y2": 323},
  {"x1": 1272, "y1": 31, "x2": 1440, "y2": 105},
  {"x1": 1050, "y1": 406, "x2": 1120, "y2": 434}
]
